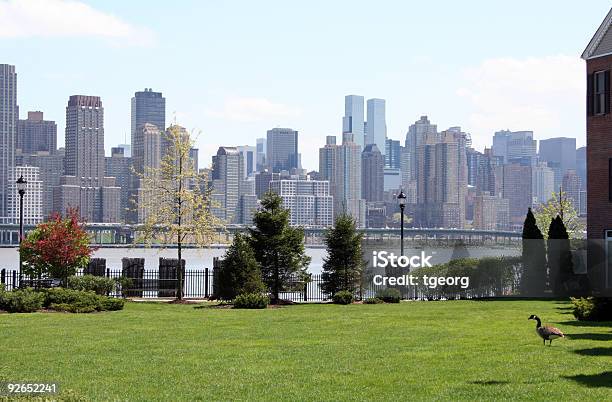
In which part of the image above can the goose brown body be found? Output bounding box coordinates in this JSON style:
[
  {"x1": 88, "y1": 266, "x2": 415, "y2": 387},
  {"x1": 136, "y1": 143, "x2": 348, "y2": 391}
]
[{"x1": 529, "y1": 315, "x2": 564, "y2": 345}]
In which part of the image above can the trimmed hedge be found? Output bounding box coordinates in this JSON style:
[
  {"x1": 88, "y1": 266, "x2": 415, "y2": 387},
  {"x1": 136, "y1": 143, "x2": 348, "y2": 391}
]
[
  {"x1": 571, "y1": 297, "x2": 612, "y2": 321},
  {"x1": 233, "y1": 293, "x2": 269, "y2": 309},
  {"x1": 43, "y1": 288, "x2": 124, "y2": 313},
  {"x1": 332, "y1": 290, "x2": 354, "y2": 305},
  {"x1": 67, "y1": 275, "x2": 115, "y2": 295},
  {"x1": 0, "y1": 288, "x2": 45, "y2": 313},
  {"x1": 375, "y1": 288, "x2": 401, "y2": 303},
  {"x1": 364, "y1": 297, "x2": 384, "y2": 304}
]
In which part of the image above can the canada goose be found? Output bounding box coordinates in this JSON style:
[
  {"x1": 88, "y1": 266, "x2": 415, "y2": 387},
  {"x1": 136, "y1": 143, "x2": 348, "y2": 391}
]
[{"x1": 528, "y1": 315, "x2": 564, "y2": 346}]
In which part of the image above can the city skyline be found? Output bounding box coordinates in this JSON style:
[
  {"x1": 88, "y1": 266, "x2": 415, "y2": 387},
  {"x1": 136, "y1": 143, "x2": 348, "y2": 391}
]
[{"x1": 1, "y1": 1, "x2": 610, "y2": 170}]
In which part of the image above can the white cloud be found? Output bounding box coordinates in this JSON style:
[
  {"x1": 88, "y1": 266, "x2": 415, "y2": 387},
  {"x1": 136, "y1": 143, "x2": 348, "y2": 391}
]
[
  {"x1": 457, "y1": 55, "x2": 585, "y2": 148},
  {"x1": 205, "y1": 97, "x2": 302, "y2": 123},
  {"x1": 0, "y1": 0, "x2": 154, "y2": 46}
]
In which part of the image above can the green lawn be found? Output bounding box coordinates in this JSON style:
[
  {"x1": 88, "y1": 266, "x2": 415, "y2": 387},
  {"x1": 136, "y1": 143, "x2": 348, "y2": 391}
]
[{"x1": 0, "y1": 300, "x2": 611, "y2": 401}]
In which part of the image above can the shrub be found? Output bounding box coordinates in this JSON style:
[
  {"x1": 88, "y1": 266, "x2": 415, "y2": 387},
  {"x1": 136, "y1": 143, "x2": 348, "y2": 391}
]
[
  {"x1": 98, "y1": 297, "x2": 125, "y2": 311},
  {"x1": 332, "y1": 290, "x2": 354, "y2": 305},
  {"x1": 67, "y1": 275, "x2": 115, "y2": 295},
  {"x1": 233, "y1": 292, "x2": 269, "y2": 309},
  {"x1": 44, "y1": 288, "x2": 124, "y2": 312},
  {"x1": 571, "y1": 297, "x2": 612, "y2": 321},
  {"x1": 50, "y1": 302, "x2": 97, "y2": 314},
  {"x1": 0, "y1": 288, "x2": 45, "y2": 313},
  {"x1": 375, "y1": 288, "x2": 401, "y2": 303},
  {"x1": 116, "y1": 277, "x2": 134, "y2": 298},
  {"x1": 364, "y1": 297, "x2": 383, "y2": 304}
]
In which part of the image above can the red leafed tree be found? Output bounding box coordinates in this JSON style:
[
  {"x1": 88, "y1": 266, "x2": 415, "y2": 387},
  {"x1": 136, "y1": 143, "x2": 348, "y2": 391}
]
[{"x1": 19, "y1": 208, "x2": 94, "y2": 282}]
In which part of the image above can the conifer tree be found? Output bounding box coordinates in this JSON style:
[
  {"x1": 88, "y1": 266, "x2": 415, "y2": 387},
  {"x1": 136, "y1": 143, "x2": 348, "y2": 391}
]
[
  {"x1": 215, "y1": 233, "x2": 265, "y2": 300},
  {"x1": 521, "y1": 208, "x2": 547, "y2": 296},
  {"x1": 547, "y1": 215, "x2": 574, "y2": 296},
  {"x1": 320, "y1": 214, "x2": 366, "y2": 297}
]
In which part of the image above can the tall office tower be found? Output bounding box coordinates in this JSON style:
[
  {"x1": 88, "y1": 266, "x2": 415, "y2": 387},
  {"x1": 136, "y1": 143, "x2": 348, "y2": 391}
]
[
  {"x1": 189, "y1": 147, "x2": 199, "y2": 172},
  {"x1": 332, "y1": 133, "x2": 366, "y2": 227},
  {"x1": 466, "y1": 148, "x2": 483, "y2": 187},
  {"x1": 476, "y1": 148, "x2": 500, "y2": 196},
  {"x1": 361, "y1": 144, "x2": 384, "y2": 202},
  {"x1": 56, "y1": 95, "x2": 120, "y2": 223},
  {"x1": 532, "y1": 162, "x2": 555, "y2": 205},
  {"x1": 19, "y1": 149, "x2": 64, "y2": 218},
  {"x1": 365, "y1": 98, "x2": 387, "y2": 154},
  {"x1": 7, "y1": 166, "x2": 43, "y2": 226},
  {"x1": 131, "y1": 89, "x2": 165, "y2": 183},
  {"x1": 105, "y1": 147, "x2": 131, "y2": 222},
  {"x1": 562, "y1": 169, "x2": 582, "y2": 213},
  {"x1": 415, "y1": 129, "x2": 468, "y2": 229},
  {"x1": 0, "y1": 64, "x2": 17, "y2": 221},
  {"x1": 256, "y1": 138, "x2": 266, "y2": 171},
  {"x1": 211, "y1": 147, "x2": 243, "y2": 223},
  {"x1": 342, "y1": 95, "x2": 365, "y2": 148},
  {"x1": 237, "y1": 145, "x2": 256, "y2": 178},
  {"x1": 117, "y1": 144, "x2": 131, "y2": 157},
  {"x1": 385, "y1": 138, "x2": 401, "y2": 169},
  {"x1": 492, "y1": 130, "x2": 537, "y2": 164},
  {"x1": 501, "y1": 163, "x2": 533, "y2": 226},
  {"x1": 400, "y1": 146, "x2": 417, "y2": 203},
  {"x1": 576, "y1": 146, "x2": 586, "y2": 190},
  {"x1": 266, "y1": 127, "x2": 298, "y2": 172},
  {"x1": 17, "y1": 111, "x2": 57, "y2": 155},
  {"x1": 254, "y1": 169, "x2": 280, "y2": 199},
  {"x1": 539, "y1": 137, "x2": 577, "y2": 190},
  {"x1": 473, "y1": 194, "x2": 509, "y2": 230},
  {"x1": 141, "y1": 123, "x2": 162, "y2": 173},
  {"x1": 405, "y1": 115, "x2": 438, "y2": 185},
  {"x1": 269, "y1": 179, "x2": 333, "y2": 227},
  {"x1": 319, "y1": 135, "x2": 337, "y2": 181}
]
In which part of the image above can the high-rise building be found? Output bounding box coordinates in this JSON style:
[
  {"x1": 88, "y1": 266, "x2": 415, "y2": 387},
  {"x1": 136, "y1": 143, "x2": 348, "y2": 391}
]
[
  {"x1": 576, "y1": 146, "x2": 586, "y2": 190},
  {"x1": 105, "y1": 147, "x2": 131, "y2": 222},
  {"x1": 0, "y1": 64, "x2": 17, "y2": 221},
  {"x1": 269, "y1": 179, "x2": 333, "y2": 227},
  {"x1": 17, "y1": 111, "x2": 57, "y2": 155},
  {"x1": 131, "y1": 89, "x2": 165, "y2": 185},
  {"x1": 254, "y1": 169, "x2": 279, "y2": 199},
  {"x1": 256, "y1": 138, "x2": 266, "y2": 172},
  {"x1": 237, "y1": 145, "x2": 256, "y2": 178},
  {"x1": 342, "y1": 95, "x2": 365, "y2": 149},
  {"x1": 365, "y1": 98, "x2": 386, "y2": 154},
  {"x1": 332, "y1": 133, "x2": 366, "y2": 227},
  {"x1": 55, "y1": 95, "x2": 120, "y2": 223},
  {"x1": 211, "y1": 147, "x2": 242, "y2": 223},
  {"x1": 492, "y1": 130, "x2": 537, "y2": 164},
  {"x1": 562, "y1": 169, "x2": 582, "y2": 213},
  {"x1": 405, "y1": 115, "x2": 437, "y2": 199},
  {"x1": 6, "y1": 166, "x2": 43, "y2": 226},
  {"x1": 361, "y1": 144, "x2": 384, "y2": 202},
  {"x1": 532, "y1": 162, "x2": 555, "y2": 205},
  {"x1": 539, "y1": 137, "x2": 577, "y2": 190},
  {"x1": 266, "y1": 128, "x2": 298, "y2": 172},
  {"x1": 473, "y1": 194, "x2": 509, "y2": 231},
  {"x1": 17, "y1": 149, "x2": 64, "y2": 219},
  {"x1": 385, "y1": 138, "x2": 401, "y2": 169},
  {"x1": 399, "y1": 146, "x2": 417, "y2": 204},
  {"x1": 501, "y1": 163, "x2": 533, "y2": 226}
]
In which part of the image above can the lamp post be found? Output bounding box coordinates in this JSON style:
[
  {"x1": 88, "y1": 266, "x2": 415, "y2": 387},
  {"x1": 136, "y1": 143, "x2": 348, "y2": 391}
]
[
  {"x1": 16, "y1": 175, "x2": 27, "y2": 273},
  {"x1": 397, "y1": 190, "x2": 406, "y2": 256}
]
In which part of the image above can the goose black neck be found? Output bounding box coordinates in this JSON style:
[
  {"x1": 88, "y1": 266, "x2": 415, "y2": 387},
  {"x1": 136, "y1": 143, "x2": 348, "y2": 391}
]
[{"x1": 534, "y1": 317, "x2": 541, "y2": 328}]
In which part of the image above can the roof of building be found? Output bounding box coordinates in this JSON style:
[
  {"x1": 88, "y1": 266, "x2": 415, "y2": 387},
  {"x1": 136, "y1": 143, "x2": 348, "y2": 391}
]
[{"x1": 582, "y1": 7, "x2": 612, "y2": 60}]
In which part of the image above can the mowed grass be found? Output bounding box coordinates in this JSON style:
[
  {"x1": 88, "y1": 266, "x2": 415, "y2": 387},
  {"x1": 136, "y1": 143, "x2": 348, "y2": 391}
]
[{"x1": 0, "y1": 300, "x2": 611, "y2": 401}]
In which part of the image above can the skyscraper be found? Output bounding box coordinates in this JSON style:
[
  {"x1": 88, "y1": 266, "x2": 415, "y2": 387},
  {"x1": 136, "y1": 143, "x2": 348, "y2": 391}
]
[
  {"x1": 17, "y1": 111, "x2": 57, "y2": 155},
  {"x1": 361, "y1": 144, "x2": 384, "y2": 202},
  {"x1": 211, "y1": 147, "x2": 243, "y2": 223},
  {"x1": 333, "y1": 133, "x2": 366, "y2": 227},
  {"x1": 131, "y1": 89, "x2": 165, "y2": 187},
  {"x1": 266, "y1": 128, "x2": 298, "y2": 172},
  {"x1": 501, "y1": 163, "x2": 533, "y2": 226},
  {"x1": 539, "y1": 137, "x2": 577, "y2": 190},
  {"x1": 562, "y1": 169, "x2": 582, "y2": 213},
  {"x1": 576, "y1": 146, "x2": 586, "y2": 190},
  {"x1": 342, "y1": 95, "x2": 365, "y2": 148},
  {"x1": 237, "y1": 145, "x2": 256, "y2": 178},
  {"x1": 269, "y1": 179, "x2": 333, "y2": 228},
  {"x1": 405, "y1": 115, "x2": 438, "y2": 193},
  {"x1": 492, "y1": 130, "x2": 537, "y2": 164},
  {"x1": 0, "y1": 64, "x2": 17, "y2": 221},
  {"x1": 56, "y1": 95, "x2": 120, "y2": 223},
  {"x1": 18, "y1": 149, "x2": 64, "y2": 219},
  {"x1": 532, "y1": 162, "x2": 555, "y2": 205},
  {"x1": 256, "y1": 138, "x2": 266, "y2": 171},
  {"x1": 105, "y1": 147, "x2": 131, "y2": 222},
  {"x1": 7, "y1": 166, "x2": 43, "y2": 226},
  {"x1": 385, "y1": 138, "x2": 401, "y2": 169},
  {"x1": 365, "y1": 98, "x2": 386, "y2": 155}
]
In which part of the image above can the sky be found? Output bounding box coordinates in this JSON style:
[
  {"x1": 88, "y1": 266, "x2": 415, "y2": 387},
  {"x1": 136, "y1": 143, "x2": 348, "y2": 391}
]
[{"x1": 0, "y1": 0, "x2": 610, "y2": 171}]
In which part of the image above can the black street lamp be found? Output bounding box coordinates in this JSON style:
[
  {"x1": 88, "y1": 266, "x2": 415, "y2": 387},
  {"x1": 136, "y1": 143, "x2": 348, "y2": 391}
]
[
  {"x1": 16, "y1": 175, "x2": 27, "y2": 272},
  {"x1": 397, "y1": 190, "x2": 406, "y2": 256}
]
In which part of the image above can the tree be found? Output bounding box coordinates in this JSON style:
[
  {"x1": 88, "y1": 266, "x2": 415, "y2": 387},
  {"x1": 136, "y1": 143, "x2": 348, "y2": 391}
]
[
  {"x1": 320, "y1": 214, "x2": 366, "y2": 297},
  {"x1": 215, "y1": 233, "x2": 265, "y2": 300},
  {"x1": 521, "y1": 208, "x2": 547, "y2": 296},
  {"x1": 20, "y1": 209, "x2": 93, "y2": 283},
  {"x1": 249, "y1": 191, "x2": 310, "y2": 303},
  {"x1": 136, "y1": 124, "x2": 223, "y2": 300},
  {"x1": 534, "y1": 190, "x2": 584, "y2": 239},
  {"x1": 547, "y1": 215, "x2": 574, "y2": 296}
]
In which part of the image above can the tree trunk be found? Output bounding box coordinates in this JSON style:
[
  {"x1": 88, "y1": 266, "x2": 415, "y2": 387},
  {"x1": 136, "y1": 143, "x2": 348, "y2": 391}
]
[{"x1": 177, "y1": 232, "x2": 183, "y2": 300}]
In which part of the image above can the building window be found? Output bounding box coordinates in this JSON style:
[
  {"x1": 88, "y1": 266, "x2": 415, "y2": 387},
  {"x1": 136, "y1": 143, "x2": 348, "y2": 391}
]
[
  {"x1": 590, "y1": 70, "x2": 610, "y2": 116},
  {"x1": 610, "y1": 158, "x2": 612, "y2": 202}
]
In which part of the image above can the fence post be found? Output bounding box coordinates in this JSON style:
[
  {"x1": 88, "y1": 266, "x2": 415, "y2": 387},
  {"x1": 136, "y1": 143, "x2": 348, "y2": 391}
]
[
  {"x1": 303, "y1": 282, "x2": 307, "y2": 302},
  {"x1": 13, "y1": 270, "x2": 18, "y2": 290},
  {"x1": 204, "y1": 268, "x2": 209, "y2": 298},
  {"x1": 1, "y1": 269, "x2": 5, "y2": 286}
]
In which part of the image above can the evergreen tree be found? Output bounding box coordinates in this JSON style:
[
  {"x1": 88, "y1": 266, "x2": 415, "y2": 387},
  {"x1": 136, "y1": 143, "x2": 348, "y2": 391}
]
[
  {"x1": 547, "y1": 215, "x2": 574, "y2": 296},
  {"x1": 215, "y1": 233, "x2": 265, "y2": 300},
  {"x1": 320, "y1": 214, "x2": 366, "y2": 297},
  {"x1": 521, "y1": 208, "x2": 547, "y2": 296},
  {"x1": 249, "y1": 191, "x2": 311, "y2": 303}
]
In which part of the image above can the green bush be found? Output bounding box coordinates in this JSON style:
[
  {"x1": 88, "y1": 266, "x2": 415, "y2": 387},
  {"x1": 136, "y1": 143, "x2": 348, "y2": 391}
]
[
  {"x1": 376, "y1": 288, "x2": 401, "y2": 303},
  {"x1": 44, "y1": 288, "x2": 124, "y2": 313},
  {"x1": 364, "y1": 297, "x2": 383, "y2": 304},
  {"x1": 233, "y1": 292, "x2": 269, "y2": 309},
  {"x1": 67, "y1": 275, "x2": 115, "y2": 295},
  {"x1": 116, "y1": 277, "x2": 134, "y2": 298},
  {"x1": 0, "y1": 288, "x2": 45, "y2": 313},
  {"x1": 571, "y1": 297, "x2": 612, "y2": 321},
  {"x1": 98, "y1": 297, "x2": 125, "y2": 311},
  {"x1": 332, "y1": 290, "x2": 354, "y2": 305},
  {"x1": 50, "y1": 302, "x2": 97, "y2": 313}
]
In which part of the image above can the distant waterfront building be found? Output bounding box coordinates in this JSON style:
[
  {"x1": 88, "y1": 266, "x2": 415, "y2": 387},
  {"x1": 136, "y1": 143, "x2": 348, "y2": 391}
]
[
  {"x1": 17, "y1": 111, "x2": 57, "y2": 155},
  {"x1": 539, "y1": 137, "x2": 577, "y2": 190},
  {"x1": 332, "y1": 133, "x2": 366, "y2": 226},
  {"x1": 211, "y1": 147, "x2": 243, "y2": 223},
  {"x1": 473, "y1": 194, "x2": 509, "y2": 231},
  {"x1": 361, "y1": 144, "x2": 384, "y2": 202},
  {"x1": 266, "y1": 128, "x2": 299, "y2": 172},
  {"x1": 501, "y1": 163, "x2": 533, "y2": 226},
  {"x1": 365, "y1": 98, "x2": 386, "y2": 155},
  {"x1": 405, "y1": 115, "x2": 437, "y2": 182},
  {"x1": 17, "y1": 149, "x2": 64, "y2": 219},
  {"x1": 342, "y1": 95, "x2": 365, "y2": 149},
  {"x1": 532, "y1": 162, "x2": 555, "y2": 205},
  {"x1": 562, "y1": 169, "x2": 582, "y2": 213},
  {"x1": 254, "y1": 169, "x2": 279, "y2": 199},
  {"x1": 576, "y1": 146, "x2": 586, "y2": 190},
  {"x1": 269, "y1": 179, "x2": 333, "y2": 227},
  {"x1": 383, "y1": 168, "x2": 401, "y2": 192},
  {"x1": 6, "y1": 166, "x2": 43, "y2": 226},
  {"x1": 385, "y1": 138, "x2": 401, "y2": 169},
  {"x1": 105, "y1": 147, "x2": 131, "y2": 222},
  {"x1": 131, "y1": 88, "x2": 165, "y2": 188},
  {"x1": 256, "y1": 138, "x2": 266, "y2": 171},
  {"x1": 237, "y1": 145, "x2": 256, "y2": 178},
  {"x1": 492, "y1": 130, "x2": 537, "y2": 164},
  {"x1": 55, "y1": 95, "x2": 120, "y2": 223},
  {"x1": 0, "y1": 64, "x2": 17, "y2": 221}
]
